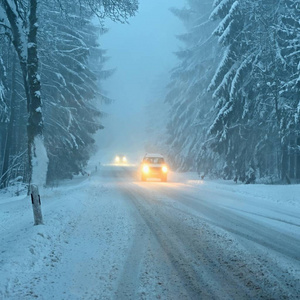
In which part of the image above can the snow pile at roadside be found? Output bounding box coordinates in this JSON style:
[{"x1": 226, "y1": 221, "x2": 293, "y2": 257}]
[
  {"x1": 0, "y1": 178, "x2": 90, "y2": 299},
  {"x1": 0, "y1": 172, "x2": 140, "y2": 299}
]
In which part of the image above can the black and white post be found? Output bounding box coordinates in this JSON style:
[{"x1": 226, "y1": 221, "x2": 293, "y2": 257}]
[{"x1": 30, "y1": 184, "x2": 43, "y2": 225}]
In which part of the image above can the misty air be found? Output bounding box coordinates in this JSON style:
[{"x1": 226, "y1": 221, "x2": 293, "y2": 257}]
[{"x1": 0, "y1": 0, "x2": 299, "y2": 299}]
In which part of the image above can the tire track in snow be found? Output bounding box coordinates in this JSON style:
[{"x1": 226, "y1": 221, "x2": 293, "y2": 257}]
[
  {"x1": 118, "y1": 183, "x2": 261, "y2": 299},
  {"x1": 131, "y1": 182, "x2": 300, "y2": 299},
  {"x1": 160, "y1": 187, "x2": 300, "y2": 262}
]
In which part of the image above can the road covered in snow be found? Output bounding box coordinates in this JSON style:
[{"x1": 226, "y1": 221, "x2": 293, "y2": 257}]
[{"x1": 1, "y1": 165, "x2": 300, "y2": 299}]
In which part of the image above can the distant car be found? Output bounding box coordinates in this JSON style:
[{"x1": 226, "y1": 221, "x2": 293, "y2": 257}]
[
  {"x1": 141, "y1": 153, "x2": 168, "y2": 182},
  {"x1": 115, "y1": 154, "x2": 127, "y2": 164}
]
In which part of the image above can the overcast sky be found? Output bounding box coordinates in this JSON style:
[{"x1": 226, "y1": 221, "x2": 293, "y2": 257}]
[{"x1": 96, "y1": 0, "x2": 186, "y2": 162}]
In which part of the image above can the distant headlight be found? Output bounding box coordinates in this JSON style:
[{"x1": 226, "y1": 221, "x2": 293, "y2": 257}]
[
  {"x1": 115, "y1": 156, "x2": 120, "y2": 162},
  {"x1": 162, "y1": 166, "x2": 168, "y2": 173},
  {"x1": 122, "y1": 157, "x2": 127, "y2": 162},
  {"x1": 143, "y1": 165, "x2": 150, "y2": 174}
]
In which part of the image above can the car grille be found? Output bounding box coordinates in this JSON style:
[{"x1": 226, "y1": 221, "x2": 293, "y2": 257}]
[{"x1": 150, "y1": 167, "x2": 161, "y2": 173}]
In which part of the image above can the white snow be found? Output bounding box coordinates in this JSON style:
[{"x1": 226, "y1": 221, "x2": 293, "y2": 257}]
[
  {"x1": 210, "y1": 0, "x2": 234, "y2": 20},
  {"x1": 31, "y1": 136, "x2": 49, "y2": 188},
  {"x1": 0, "y1": 82, "x2": 5, "y2": 101},
  {"x1": 0, "y1": 167, "x2": 299, "y2": 299},
  {"x1": 172, "y1": 172, "x2": 300, "y2": 208},
  {"x1": 35, "y1": 91, "x2": 41, "y2": 98},
  {"x1": 27, "y1": 42, "x2": 36, "y2": 49}
]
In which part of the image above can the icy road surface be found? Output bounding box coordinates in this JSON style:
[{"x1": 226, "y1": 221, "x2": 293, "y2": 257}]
[{"x1": 1, "y1": 166, "x2": 300, "y2": 299}]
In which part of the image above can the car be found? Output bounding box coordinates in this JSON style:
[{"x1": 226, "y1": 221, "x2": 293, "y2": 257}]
[
  {"x1": 115, "y1": 154, "x2": 127, "y2": 164},
  {"x1": 141, "y1": 153, "x2": 168, "y2": 182}
]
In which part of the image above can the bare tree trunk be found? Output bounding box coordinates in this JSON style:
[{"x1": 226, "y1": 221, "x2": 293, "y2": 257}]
[
  {"x1": 27, "y1": 0, "x2": 44, "y2": 186},
  {"x1": 281, "y1": 144, "x2": 290, "y2": 183}
]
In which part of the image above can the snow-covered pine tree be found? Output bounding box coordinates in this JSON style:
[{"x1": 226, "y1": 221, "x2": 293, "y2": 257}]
[
  {"x1": 0, "y1": 35, "x2": 28, "y2": 189},
  {"x1": 38, "y1": 2, "x2": 112, "y2": 182},
  {"x1": 249, "y1": 0, "x2": 300, "y2": 182},
  {"x1": 208, "y1": 0, "x2": 300, "y2": 182},
  {"x1": 0, "y1": 0, "x2": 138, "y2": 188},
  {"x1": 207, "y1": 0, "x2": 260, "y2": 181},
  {"x1": 165, "y1": 0, "x2": 219, "y2": 173},
  {"x1": 276, "y1": 0, "x2": 300, "y2": 180}
]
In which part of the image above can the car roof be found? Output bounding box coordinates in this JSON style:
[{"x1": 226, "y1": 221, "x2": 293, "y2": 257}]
[{"x1": 144, "y1": 153, "x2": 164, "y2": 158}]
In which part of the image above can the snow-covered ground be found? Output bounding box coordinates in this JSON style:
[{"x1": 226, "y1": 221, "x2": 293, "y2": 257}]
[
  {"x1": 1, "y1": 166, "x2": 299, "y2": 299},
  {"x1": 173, "y1": 171, "x2": 300, "y2": 207}
]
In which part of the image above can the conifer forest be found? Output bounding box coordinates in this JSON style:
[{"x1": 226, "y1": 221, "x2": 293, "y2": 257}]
[{"x1": 1, "y1": 0, "x2": 300, "y2": 188}]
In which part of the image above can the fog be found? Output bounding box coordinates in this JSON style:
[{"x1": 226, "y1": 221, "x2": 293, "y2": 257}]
[
  {"x1": 96, "y1": 0, "x2": 185, "y2": 164},
  {"x1": 1, "y1": 0, "x2": 299, "y2": 187}
]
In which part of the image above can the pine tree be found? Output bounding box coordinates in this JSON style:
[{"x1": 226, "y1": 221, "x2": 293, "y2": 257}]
[
  {"x1": 0, "y1": 0, "x2": 138, "y2": 187},
  {"x1": 0, "y1": 36, "x2": 28, "y2": 188},
  {"x1": 276, "y1": 0, "x2": 300, "y2": 180},
  {"x1": 208, "y1": 0, "x2": 300, "y2": 182},
  {"x1": 165, "y1": 0, "x2": 299, "y2": 182},
  {"x1": 165, "y1": 0, "x2": 219, "y2": 172},
  {"x1": 37, "y1": 2, "x2": 112, "y2": 182}
]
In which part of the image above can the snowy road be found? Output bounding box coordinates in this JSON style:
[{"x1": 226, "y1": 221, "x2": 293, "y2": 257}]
[{"x1": 1, "y1": 165, "x2": 300, "y2": 299}]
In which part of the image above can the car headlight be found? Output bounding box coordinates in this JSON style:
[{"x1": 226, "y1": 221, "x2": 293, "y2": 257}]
[
  {"x1": 162, "y1": 166, "x2": 168, "y2": 173},
  {"x1": 122, "y1": 157, "x2": 127, "y2": 162},
  {"x1": 115, "y1": 156, "x2": 120, "y2": 162},
  {"x1": 143, "y1": 165, "x2": 150, "y2": 173}
]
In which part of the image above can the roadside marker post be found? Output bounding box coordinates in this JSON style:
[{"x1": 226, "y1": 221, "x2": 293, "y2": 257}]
[{"x1": 30, "y1": 184, "x2": 44, "y2": 225}]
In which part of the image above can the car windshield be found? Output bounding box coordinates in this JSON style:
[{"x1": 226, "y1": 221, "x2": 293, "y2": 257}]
[{"x1": 144, "y1": 157, "x2": 164, "y2": 164}]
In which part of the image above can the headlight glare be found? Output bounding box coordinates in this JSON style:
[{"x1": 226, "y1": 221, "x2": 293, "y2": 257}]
[
  {"x1": 143, "y1": 165, "x2": 150, "y2": 173},
  {"x1": 162, "y1": 166, "x2": 168, "y2": 173}
]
